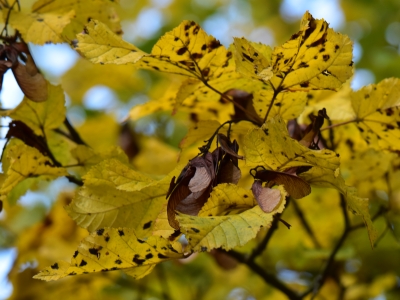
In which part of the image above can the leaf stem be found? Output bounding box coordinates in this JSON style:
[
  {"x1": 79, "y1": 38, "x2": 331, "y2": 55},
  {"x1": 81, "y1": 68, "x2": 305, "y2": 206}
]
[
  {"x1": 320, "y1": 119, "x2": 356, "y2": 131},
  {"x1": 262, "y1": 88, "x2": 279, "y2": 124}
]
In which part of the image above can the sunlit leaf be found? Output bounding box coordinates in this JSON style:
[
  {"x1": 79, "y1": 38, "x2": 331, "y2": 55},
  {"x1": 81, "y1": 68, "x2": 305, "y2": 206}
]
[
  {"x1": 78, "y1": 20, "x2": 232, "y2": 81},
  {"x1": 34, "y1": 227, "x2": 183, "y2": 281},
  {"x1": 5, "y1": 84, "x2": 66, "y2": 136},
  {"x1": 8, "y1": 10, "x2": 74, "y2": 44},
  {"x1": 76, "y1": 20, "x2": 145, "y2": 65},
  {"x1": 350, "y1": 78, "x2": 400, "y2": 150},
  {"x1": 233, "y1": 37, "x2": 273, "y2": 81},
  {"x1": 0, "y1": 144, "x2": 68, "y2": 203},
  {"x1": 269, "y1": 11, "x2": 353, "y2": 91},
  {"x1": 32, "y1": 0, "x2": 121, "y2": 38}
]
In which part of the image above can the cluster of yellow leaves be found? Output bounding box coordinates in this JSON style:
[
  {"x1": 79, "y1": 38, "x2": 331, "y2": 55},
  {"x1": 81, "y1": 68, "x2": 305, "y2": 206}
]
[
  {"x1": 4, "y1": 3, "x2": 396, "y2": 290},
  {"x1": 7, "y1": 0, "x2": 121, "y2": 44}
]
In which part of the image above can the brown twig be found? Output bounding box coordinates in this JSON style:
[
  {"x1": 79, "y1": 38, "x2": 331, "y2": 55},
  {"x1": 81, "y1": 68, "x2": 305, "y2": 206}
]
[
  {"x1": 225, "y1": 250, "x2": 302, "y2": 300},
  {"x1": 291, "y1": 199, "x2": 321, "y2": 248},
  {"x1": 63, "y1": 118, "x2": 87, "y2": 146}
]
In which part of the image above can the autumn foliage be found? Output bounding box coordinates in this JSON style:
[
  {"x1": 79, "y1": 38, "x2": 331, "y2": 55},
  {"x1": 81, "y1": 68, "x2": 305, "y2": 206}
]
[{"x1": 1, "y1": 1, "x2": 400, "y2": 299}]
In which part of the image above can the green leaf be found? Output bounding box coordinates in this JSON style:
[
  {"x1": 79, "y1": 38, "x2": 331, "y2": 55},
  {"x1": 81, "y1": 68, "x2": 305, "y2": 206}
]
[
  {"x1": 177, "y1": 184, "x2": 286, "y2": 252},
  {"x1": 33, "y1": 227, "x2": 183, "y2": 281}
]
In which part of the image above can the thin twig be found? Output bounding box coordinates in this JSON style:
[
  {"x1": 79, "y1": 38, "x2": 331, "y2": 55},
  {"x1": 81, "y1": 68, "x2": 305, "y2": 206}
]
[
  {"x1": 320, "y1": 119, "x2": 356, "y2": 131},
  {"x1": 63, "y1": 118, "x2": 87, "y2": 146},
  {"x1": 225, "y1": 250, "x2": 302, "y2": 300},
  {"x1": 302, "y1": 195, "x2": 350, "y2": 299},
  {"x1": 291, "y1": 199, "x2": 321, "y2": 248}
]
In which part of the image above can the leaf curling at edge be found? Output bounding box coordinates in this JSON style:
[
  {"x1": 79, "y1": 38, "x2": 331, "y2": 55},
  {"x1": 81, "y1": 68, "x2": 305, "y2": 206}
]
[
  {"x1": 177, "y1": 184, "x2": 287, "y2": 252},
  {"x1": 33, "y1": 227, "x2": 183, "y2": 281},
  {"x1": 251, "y1": 180, "x2": 282, "y2": 213},
  {"x1": 243, "y1": 115, "x2": 377, "y2": 246}
]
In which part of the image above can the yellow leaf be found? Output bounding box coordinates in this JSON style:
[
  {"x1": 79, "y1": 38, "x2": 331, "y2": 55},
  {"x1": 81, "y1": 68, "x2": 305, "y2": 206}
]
[
  {"x1": 78, "y1": 20, "x2": 232, "y2": 81},
  {"x1": 65, "y1": 163, "x2": 174, "y2": 235},
  {"x1": 253, "y1": 89, "x2": 308, "y2": 120},
  {"x1": 351, "y1": 78, "x2": 400, "y2": 150},
  {"x1": 198, "y1": 184, "x2": 256, "y2": 217},
  {"x1": 151, "y1": 204, "x2": 175, "y2": 238},
  {"x1": 177, "y1": 184, "x2": 286, "y2": 252},
  {"x1": 0, "y1": 144, "x2": 68, "y2": 202},
  {"x1": 173, "y1": 78, "x2": 202, "y2": 114},
  {"x1": 83, "y1": 159, "x2": 154, "y2": 191},
  {"x1": 243, "y1": 115, "x2": 377, "y2": 246},
  {"x1": 6, "y1": 84, "x2": 66, "y2": 136},
  {"x1": 71, "y1": 145, "x2": 128, "y2": 172},
  {"x1": 179, "y1": 120, "x2": 220, "y2": 149},
  {"x1": 8, "y1": 10, "x2": 74, "y2": 44},
  {"x1": 76, "y1": 19, "x2": 145, "y2": 65},
  {"x1": 269, "y1": 11, "x2": 353, "y2": 91},
  {"x1": 32, "y1": 0, "x2": 121, "y2": 38},
  {"x1": 233, "y1": 37, "x2": 273, "y2": 82},
  {"x1": 34, "y1": 227, "x2": 183, "y2": 281}
]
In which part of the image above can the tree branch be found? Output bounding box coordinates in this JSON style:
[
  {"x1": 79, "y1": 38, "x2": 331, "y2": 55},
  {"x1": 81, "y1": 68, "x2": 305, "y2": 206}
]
[
  {"x1": 225, "y1": 250, "x2": 302, "y2": 300},
  {"x1": 301, "y1": 194, "x2": 349, "y2": 298},
  {"x1": 291, "y1": 199, "x2": 321, "y2": 248},
  {"x1": 248, "y1": 214, "x2": 280, "y2": 262}
]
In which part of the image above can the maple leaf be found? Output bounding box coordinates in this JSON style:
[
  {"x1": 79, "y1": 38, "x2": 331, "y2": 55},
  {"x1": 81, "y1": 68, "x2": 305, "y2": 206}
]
[{"x1": 34, "y1": 227, "x2": 183, "y2": 281}]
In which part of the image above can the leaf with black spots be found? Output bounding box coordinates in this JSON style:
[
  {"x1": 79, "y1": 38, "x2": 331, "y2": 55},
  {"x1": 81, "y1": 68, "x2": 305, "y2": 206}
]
[
  {"x1": 34, "y1": 228, "x2": 183, "y2": 281},
  {"x1": 269, "y1": 11, "x2": 353, "y2": 91}
]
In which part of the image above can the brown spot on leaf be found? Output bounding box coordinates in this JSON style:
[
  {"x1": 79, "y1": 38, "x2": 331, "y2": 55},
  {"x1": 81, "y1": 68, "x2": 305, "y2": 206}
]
[{"x1": 177, "y1": 47, "x2": 188, "y2": 55}]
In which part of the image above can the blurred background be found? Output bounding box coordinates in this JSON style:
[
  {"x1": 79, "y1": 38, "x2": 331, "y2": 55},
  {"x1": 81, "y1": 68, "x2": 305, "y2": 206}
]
[{"x1": 1, "y1": 0, "x2": 400, "y2": 299}]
